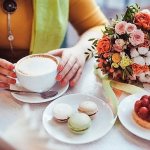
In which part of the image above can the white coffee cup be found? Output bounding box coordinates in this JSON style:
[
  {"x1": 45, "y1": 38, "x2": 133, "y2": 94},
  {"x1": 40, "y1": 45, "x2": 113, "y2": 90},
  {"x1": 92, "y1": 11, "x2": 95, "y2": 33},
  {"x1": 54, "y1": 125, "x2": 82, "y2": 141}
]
[{"x1": 15, "y1": 54, "x2": 58, "y2": 92}]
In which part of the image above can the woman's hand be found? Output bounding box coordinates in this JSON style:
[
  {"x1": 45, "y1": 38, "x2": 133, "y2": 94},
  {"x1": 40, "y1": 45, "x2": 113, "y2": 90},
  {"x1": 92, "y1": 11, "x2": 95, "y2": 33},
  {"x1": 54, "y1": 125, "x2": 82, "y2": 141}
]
[
  {"x1": 0, "y1": 59, "x2": 16, "y2": 88},
  {"x1": 49, "y1": 46, "x2": 86, "y2": 87}
]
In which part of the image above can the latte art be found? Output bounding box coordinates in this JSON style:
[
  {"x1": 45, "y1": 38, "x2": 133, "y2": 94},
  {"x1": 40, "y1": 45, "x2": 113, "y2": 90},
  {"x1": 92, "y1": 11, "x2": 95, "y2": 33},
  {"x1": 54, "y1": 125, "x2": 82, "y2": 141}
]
[{"x1": 17, "y1": 56, "x2": 57, "y2": 76}]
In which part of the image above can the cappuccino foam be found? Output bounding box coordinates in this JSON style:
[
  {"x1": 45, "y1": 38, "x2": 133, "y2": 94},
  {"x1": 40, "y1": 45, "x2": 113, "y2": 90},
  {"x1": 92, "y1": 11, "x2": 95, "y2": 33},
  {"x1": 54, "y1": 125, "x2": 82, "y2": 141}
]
[{"x1": 17, "y1": 56, "x2": 57, "y2": 76}]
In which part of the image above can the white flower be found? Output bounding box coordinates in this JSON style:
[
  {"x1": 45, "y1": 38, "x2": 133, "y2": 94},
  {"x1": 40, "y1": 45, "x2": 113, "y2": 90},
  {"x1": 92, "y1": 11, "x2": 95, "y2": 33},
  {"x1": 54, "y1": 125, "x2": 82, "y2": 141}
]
[
  {"x1": 138, "y1": 73, "x2": 147, "y2": 83},
  {"x1": 132, "y1": 56, "x2": 145, "y2": 65},
  {"x1": 141, "y1": 9, "x2": 150, "y2": 14},
  {"x1": 146, "y1": 51, "x2": 150, "y2": 57},
  {"x1": 130, "y1": 48, "x2": 139, "y2": 58},
  {"x1": 138, "y1": 73, "x2": 146, "y2": 82},
  {"x1": 138, "y1": 47, "x2": 149, "y2": 55},
  {"x1": 138, "y1": 72, "x2": 150, "y2": 83},
  {"x1": 146, "y1": 71, "x2": 150, "y2": 76},
  {"x1": 145, "y1": 57, "x2": 150, "y2": 65}
]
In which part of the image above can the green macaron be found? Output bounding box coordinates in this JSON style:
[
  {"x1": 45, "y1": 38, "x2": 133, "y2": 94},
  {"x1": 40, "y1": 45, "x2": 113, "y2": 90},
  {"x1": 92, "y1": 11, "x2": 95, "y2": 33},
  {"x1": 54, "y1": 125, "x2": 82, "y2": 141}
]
[{"x1": 68, "y1": 112, "x2": 91, "y2": 134}]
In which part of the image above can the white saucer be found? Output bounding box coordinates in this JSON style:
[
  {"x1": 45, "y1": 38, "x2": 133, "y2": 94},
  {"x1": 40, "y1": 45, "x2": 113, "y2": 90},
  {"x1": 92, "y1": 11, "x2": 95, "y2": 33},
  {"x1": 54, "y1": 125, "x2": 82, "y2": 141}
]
[
  {"x1": 10, "y1": 82, "x2": 69, "y2": 103},
  {"x1": 43, "y1": 94, "x2": 115, "y2": 144}
]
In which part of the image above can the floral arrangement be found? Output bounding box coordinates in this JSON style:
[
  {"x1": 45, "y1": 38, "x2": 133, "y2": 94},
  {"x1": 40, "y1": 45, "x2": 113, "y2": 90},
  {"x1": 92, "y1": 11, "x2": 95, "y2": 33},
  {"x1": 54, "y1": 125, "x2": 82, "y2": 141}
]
[{"x1": 90, "y1": 4, "x2": 150, "y2": 85}]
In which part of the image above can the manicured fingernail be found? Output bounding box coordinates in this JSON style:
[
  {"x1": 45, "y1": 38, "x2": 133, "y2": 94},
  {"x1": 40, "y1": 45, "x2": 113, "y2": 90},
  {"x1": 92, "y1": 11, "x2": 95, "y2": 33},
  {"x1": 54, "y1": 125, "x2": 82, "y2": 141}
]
[
  {"x1": 9, "y1": 65, "x2": 15, "y2": 70},
  {"x1": 56, "y1": 74, "x2": 62, "y2": 81},
  {"x1": 57, "y1": 65, "x2": 64, "y2": 71},
  {"x1": 10, "y1": 79, "x2": 16, "y2": 84},
  {"x1": 11, "y1": 72, "x2": 17, "y2": 78},
  {"x1": 60, "y1": 80, "x2": 66, "y2": 86},
  {"x1": 70, "y1": 81, "x2": 75, "y2": 87}
]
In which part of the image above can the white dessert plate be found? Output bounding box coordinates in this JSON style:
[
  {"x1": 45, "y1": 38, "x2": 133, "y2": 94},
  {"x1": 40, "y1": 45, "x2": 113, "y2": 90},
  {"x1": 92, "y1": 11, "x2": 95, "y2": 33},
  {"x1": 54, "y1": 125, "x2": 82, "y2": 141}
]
[
  {"x1": 10, "y1": 81, "x2": 69, "y2": 103},
  {"x1": 118, "y1": 93, "x2": 150, "y2": 140},
  {"x1": 43, "y1": 93, "x2": 115, "y2": 144}
]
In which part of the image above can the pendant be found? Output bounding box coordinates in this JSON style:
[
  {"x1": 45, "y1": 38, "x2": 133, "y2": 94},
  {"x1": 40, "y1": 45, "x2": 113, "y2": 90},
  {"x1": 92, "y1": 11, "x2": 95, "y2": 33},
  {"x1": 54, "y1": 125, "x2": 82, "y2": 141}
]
[{"x1": 3, "y1": 0, "x2": 17, "y2": 13}]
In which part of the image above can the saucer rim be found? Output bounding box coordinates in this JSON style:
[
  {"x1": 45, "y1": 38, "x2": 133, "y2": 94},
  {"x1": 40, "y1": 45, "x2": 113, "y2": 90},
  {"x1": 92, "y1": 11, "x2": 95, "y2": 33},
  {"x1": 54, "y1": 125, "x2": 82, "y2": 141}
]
[{"x1": 10, "y1": 82, "x2": 69, "y2": 103}]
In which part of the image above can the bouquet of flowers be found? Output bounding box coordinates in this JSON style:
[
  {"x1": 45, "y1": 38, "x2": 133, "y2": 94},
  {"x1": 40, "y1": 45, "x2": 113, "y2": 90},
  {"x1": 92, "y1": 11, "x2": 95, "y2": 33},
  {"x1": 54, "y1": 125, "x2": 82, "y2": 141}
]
[{"x1": 91, "y1": 4, "x2": 150, "y2": 86}]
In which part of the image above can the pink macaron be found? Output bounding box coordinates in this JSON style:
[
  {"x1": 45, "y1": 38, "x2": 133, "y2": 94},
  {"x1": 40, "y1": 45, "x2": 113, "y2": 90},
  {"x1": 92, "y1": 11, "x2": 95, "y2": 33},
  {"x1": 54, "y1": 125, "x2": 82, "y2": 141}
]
[
  {"x1": 52, "y1": 103, "x2": 73, "y2": 122},
  {"x1": 78, "y1": 101, "x2": 98, "y2": 119}
]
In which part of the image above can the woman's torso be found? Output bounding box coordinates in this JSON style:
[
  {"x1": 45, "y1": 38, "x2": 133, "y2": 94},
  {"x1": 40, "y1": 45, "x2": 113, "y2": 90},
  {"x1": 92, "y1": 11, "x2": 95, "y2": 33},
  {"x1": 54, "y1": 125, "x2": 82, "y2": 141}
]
[{"x1": 0, "y1": 0, "x2": 108, "y2": 63}]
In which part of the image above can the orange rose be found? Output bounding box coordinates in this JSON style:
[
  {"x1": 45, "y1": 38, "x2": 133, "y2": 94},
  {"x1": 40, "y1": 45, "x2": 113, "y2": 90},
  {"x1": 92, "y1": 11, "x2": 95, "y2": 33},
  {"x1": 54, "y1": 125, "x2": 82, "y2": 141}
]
[
  {"x1": 97, "y1": 36, "x2": 111, "y2": 54},
  {"x1": 132, "y1": 63, "x2": 149, "y2": 75},
  {"x1": 112, "y1": 53, "x2": 121, "y2": 63},
  {"x1": 134, "y1": 12, "x2": 150, "y2": 30}
]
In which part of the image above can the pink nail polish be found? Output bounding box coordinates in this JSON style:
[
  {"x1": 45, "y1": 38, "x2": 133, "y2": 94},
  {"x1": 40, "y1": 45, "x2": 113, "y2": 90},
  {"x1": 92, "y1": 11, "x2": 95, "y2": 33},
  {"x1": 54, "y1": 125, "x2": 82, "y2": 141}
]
[
  {"x1": 10, "y1": 79, "x2": 16, "y2": 84},
  {"x1": 57, "y1": 65, "x2": 64, "y2": 71},
  {"x1": 60, "y1": 80, "x2": 66, "y2": 86},
  {"x1": 9, "y1": 65, "x2": 15, "y2": 70},
  {"x1": 11, "y1": 72, "x2": 17, "y2": 78},
  {"x1": 70, "y1": 81, "x2": 75, "y2": 87},
  {"x1": 56, "y1": 74, "x2": 62, "y2": 81}
]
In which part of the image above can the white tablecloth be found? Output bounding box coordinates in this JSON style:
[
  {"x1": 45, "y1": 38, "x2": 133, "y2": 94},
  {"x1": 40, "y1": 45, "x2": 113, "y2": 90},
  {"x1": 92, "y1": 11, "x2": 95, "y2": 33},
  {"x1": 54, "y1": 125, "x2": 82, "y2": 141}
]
[{"x1": 0, "y1": 59, "x2": 150, "y2": 150}]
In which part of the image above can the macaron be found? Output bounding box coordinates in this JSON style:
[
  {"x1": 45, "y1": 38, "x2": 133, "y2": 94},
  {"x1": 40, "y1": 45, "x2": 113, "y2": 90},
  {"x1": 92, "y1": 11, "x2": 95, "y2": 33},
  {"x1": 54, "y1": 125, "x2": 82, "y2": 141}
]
[
  {"x1": 68, "y1": 112, "x2": 91, "y2": 134},
  {"x1": 52, "y1": 103, "x2": 73, "y2": 122},
  {"x1": 78, "y1": 101, "x2": 98, "y2": 119}
]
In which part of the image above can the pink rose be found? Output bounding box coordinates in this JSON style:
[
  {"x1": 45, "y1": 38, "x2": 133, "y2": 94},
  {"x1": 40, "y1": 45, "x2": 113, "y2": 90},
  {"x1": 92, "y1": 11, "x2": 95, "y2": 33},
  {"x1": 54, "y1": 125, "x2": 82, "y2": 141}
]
[
  {"x1": 115, "y1": 21, "x2": 127, "y2": 35},
  {"x1": 113, "y1": 44, "x2": 123, "y2": 52},
  {"x1": 129, "y1": 30, "x2": 144, "y2": 46},
  {"x1": 126, "y1": 23, "x2": 137, "y2": 34},
  {"x1": 115, "y1": 39, "x2": 125, "y2": 47}
]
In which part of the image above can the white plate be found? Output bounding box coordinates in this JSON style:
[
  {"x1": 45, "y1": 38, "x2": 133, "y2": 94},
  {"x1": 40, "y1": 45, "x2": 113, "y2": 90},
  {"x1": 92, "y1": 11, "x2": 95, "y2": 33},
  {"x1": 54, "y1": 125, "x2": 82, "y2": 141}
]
[
  {"x1": 10, "y1": 81, "x2": 69, "y2": 103},
  {"x1": 118, "y1": 93, "x2": 150, "y2": 140},
  {"x1": 42, "y1": 94, "x2": 115, "y2": 144}
]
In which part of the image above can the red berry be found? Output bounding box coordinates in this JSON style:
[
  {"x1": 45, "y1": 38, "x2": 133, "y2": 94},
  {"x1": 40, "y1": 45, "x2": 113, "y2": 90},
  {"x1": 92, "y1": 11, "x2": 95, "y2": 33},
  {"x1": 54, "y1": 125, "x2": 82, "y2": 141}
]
[
  {"x1": 141, "y1": 95, "x2": 149, "y2": 100},
  {"x1": 134, "y1": 100, "x2": 142, "y2": 113},
  {"x1": 148, "y1": 96, "x2": 150, "y2": 102},
  {"x1": 148, "y1": 104, "x2": 150, "y2": 111},
  {"x1": 141, "y1": 98, "x2": 149, "y2": 107},
  {"x1": 138, "y1": 107, "x2": 149, "y2": 119}
]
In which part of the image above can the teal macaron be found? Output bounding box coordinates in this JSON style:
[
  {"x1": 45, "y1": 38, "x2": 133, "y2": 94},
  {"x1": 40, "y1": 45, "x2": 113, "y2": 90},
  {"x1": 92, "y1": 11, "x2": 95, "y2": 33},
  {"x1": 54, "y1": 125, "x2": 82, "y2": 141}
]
[{"x1": 68, "y1": 112, "x2": 91, "y2": 134}]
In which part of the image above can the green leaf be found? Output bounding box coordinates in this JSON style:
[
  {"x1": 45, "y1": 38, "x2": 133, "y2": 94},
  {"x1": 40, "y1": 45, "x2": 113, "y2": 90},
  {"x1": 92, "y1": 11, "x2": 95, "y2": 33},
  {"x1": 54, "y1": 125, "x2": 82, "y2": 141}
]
[
  {"x1": 93, "y1": 40, "x2": 98, "y2": 46},
  {"x1": 87, "y1": 49, "x2": 92, "y2": 51},
  {"x1": 84, "y1": 52, "x2": 89, "y2": 54},
  {"x1": 126, "y1": 66, "x2": 133, "y2": 75},
  {"x1": 85, "y1": 55, "x2": 89, "y2": 61},
  {"x1": 88, "y1": 38, "x2": 95, "y2": 41},
  {"x1": 91, "y1": 46, "x2": 95, "y2": 50},
  {"x1": 122, "y1": 4, "x2": 140, "y2": 22}
]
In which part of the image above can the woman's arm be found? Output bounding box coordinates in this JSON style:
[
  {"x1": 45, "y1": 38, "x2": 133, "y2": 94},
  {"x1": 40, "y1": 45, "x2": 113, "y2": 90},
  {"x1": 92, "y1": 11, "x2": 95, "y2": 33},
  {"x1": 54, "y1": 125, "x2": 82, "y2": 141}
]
[
  {"x1": 49, "y1": 26, "x2": 105, "y2": 87},
  {"x1": 49, "y1": 0, "x2": 108, "y2": 87}
]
